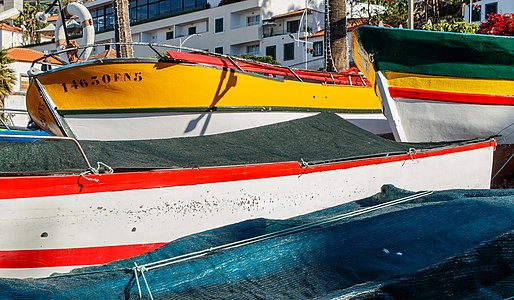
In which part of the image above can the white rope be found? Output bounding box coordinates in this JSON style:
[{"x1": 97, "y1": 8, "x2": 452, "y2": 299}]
[
  {"x1": 133, "y1": 262, "x2": 154, "y2": 300},
  {"x1": 133, "y1": 262, "x2": 142, "y2": 298},
  {"x1": 78, "y1": 162, "x2": 113, "y2": 182}
]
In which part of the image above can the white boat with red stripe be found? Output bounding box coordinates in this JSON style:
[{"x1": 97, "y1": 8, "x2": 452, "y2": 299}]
[{"x1": 0, "y1": 133, "x2": 496, "y2": 278}]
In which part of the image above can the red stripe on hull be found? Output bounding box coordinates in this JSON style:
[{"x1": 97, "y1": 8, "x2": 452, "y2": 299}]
[
  {"x1": 0, "y1": 243, "x2": 166, "y2": 268},
  {"x1": 0, "y1": 140, "x2": 496, "y2": 200},
  {"x1": 389, "y1": 87, "x2": 514, "y2": 106}
]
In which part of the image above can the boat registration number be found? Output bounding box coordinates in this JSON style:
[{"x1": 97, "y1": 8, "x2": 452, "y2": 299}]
[{"x1": 61, "y1": 72, "x2": 143, "y2": 93}]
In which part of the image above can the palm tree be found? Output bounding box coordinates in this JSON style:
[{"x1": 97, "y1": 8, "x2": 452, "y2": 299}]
[
  {"x1": 326, "y1": 0, "x2": 348, "y2": 72},
  {"x1": 113, "y1": 0, "x2": 133, "y2": 57},
  {"x1": 0, "y1": 50, "x2": 15, "y2": 121}
]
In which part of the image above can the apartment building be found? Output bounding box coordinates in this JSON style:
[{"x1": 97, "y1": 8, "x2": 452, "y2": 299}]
[
  {"x1": 84, "y1": 0, "x2": 327, "y2": 69},
  {"x1": 464, "y1": 0, "x2": 514, "y2": 23},
  {"x1": 29, "y1": 0, "x2": 382, "y2": 69}
]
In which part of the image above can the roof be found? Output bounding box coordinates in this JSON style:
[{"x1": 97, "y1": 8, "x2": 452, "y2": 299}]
[
  {"x1": 306, "y1": 20, "x2": 368, "y2": 39},
  {"x1": 89, "y1": 49, "x2": 117, "y2": 59},
  {"x1": 268, "y1": 4, "x2": 383, "y2": 21},
  {"x1": 0, "y1": 23, "x2": 22, "y2": 33},
  {"x1": 6, "y1": 48, "x2": 61, "y2": 64},
  {"x1": 308, "y1": 30, "x2": 324, "y2": 38},
  {"x1": 269, "y1": 8, "x2": 323, "y2": 20}
]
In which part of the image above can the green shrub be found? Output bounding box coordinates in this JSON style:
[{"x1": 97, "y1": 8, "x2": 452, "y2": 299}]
[{"x1": 422, "y1": 19, "x2": 478, "y2": 33}]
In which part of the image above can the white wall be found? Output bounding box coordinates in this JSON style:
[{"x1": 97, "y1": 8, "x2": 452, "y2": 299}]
[
  {"x1": 0, "y1": 30, "x2": 23, "y2": 49},
  {"x1": 3, "y1": 61, "x2": 33, "y2": 126},
  {"x1": 464, "y1": 0, "x2": 514, "y2": 23}
]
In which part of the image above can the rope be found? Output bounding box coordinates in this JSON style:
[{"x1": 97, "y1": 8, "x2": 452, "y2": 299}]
[
  {"x1": 324, "y1": 0, "x2": 336, "y2": 72},
  {"x1": 78, "y1": 161, "x2": 114, "y2": 182},
  {"x1": 403, "y1": 148, "x2": 417, "y2": 166},
  {"x1": 492, "y1": 151, "x2": 514, "y2": 181},
  {"x1": 131, "y1": 190, "x2": 433, "y2": 274},
  {"x1": 133, "y1": 262, "x2": 154, "y2": 300}
]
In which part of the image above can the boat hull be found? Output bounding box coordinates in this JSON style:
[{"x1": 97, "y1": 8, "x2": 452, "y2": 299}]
[
  {"x1": 52, "y1": 111, "x2": 390, "y2": 141},
  {"x1": 375, "y1": 72, "x2": 514, "y2": 144},
  {"x1": 0, "y1": 140, "x2": 495, "y2": 278},
  {"x1": 26, "y1": 58, "x2": 387, "y2": 140},
  {"x1": 352, "y1": 26, "x2": 514, "y2": 144}
]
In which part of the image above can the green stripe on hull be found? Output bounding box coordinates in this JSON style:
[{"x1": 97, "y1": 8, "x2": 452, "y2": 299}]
[
  {"x1": 57, "y1": 107, "x2": 382, "y2": 115},
  {"x1": 353, "y1": 26, "x2": 514, "y2": 80}
]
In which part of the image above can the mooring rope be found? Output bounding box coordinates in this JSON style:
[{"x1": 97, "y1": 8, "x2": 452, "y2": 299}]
[
  {"x1": 133, "y1": 262, "x2": 154, "y2": 300},
  {"x1": 131, "y1": 190, "x2": 433, "y2": 298},
  {"x1": 492, "y1": 151, "x2": 514, "y2": 181}
]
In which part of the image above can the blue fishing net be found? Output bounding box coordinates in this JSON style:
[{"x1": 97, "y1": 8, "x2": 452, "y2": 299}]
[{"x1": 1, "y1": 185, "x2": 514, "y2": 299}]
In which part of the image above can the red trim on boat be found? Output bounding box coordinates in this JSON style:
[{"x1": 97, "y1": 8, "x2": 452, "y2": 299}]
[
  {"x1": 0, "y1": 243, "x2": 166, "y2": 268},
  {"x1": 166, "y1": 50, "x2": 370, "y2": 86},
  {"x1": 389, "y1": 87, "x2": 514, "y2": 105},
  {"x1": 0, "y1": 140, "x2": 496, "y2": 200}
]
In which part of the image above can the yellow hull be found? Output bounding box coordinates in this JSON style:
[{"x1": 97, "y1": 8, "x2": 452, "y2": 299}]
[{"x1": 27, "y1": 59, "x2": 380, "y2": 137}]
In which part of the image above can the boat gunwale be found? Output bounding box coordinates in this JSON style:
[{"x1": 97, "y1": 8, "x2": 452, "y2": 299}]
[{"x1": 0, "y1": 138, "x2": 496, "y2": 182}]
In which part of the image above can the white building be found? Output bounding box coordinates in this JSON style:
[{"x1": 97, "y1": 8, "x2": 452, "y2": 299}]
[
  {"x1": 464, "y1": 0, "x2": 514, "y2": 23},
  {"x1": 260, "y1": 8, "x2": 325, "y2": 70},
  {"x1": 83, "y1": 0, "x2": 327, "y2": 69},
  {"x1": 0, "y1": 23, "x2": 24, "y2": 49},
  {"x1": 30, "y1": 0, "x2": 381, "y2": 70},
  {"x1": 3, "y1": 48, "x2": 59, "y2": 126}
]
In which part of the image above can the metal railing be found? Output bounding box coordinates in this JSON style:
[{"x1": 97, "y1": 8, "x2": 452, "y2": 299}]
[{"x1": 28, "y1": 41, "x2": 369, "y2": 86}]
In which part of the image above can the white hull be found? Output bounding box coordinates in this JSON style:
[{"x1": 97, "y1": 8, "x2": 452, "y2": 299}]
[
  {"x1": 376, "y1": 72, "x2": 514, "y2": 144},
  {"x1": 0, "y1": 142, "x2": 494, "y2": 278},
  {"x1": 64, "y1": 111, "x2": 390, "y2": 141}
]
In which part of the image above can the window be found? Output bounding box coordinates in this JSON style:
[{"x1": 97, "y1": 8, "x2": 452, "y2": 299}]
[
  {"x1": 287, "y1": 20, "x2": 300, "y2": 33},
  {"x1": 137, "y1": 5, "x2": 148, "y2": 22},
  {"x1": 485, "y1": 2, "x2": 498, "y2": 17},
  {"x1": 129, "y1": 1, "x2": 137, "y2": 23},
  {"x1": 170, "y1": 0, "x2": 182, "y2": 13},
  {"x1": 148, "y1": 1, "x2": 160, "y2": 18},
  {"x1": 105, "y1": 6, "x2": 114, "y2": 30},
  {"x1": 214, "y1": 46, "x2": 223, "y2": 54},
  {"x1": 215, "y1": 18, "x2": 224, "y2": 33},
  {"x1": 247, "y1": 45, "x2": 260, "y2": 56},
  {"x1": 313, "y1": 41, "x2": 323, "y2": 57},
  {"x1": 159, "y1": 0, "x2": 171, "y2": 14},
  {"x1": 19, "y1": 75, "x2": 29, "y2": 92},
  {"x1": 471, "y1": 4, "x2": 481, "y2": 22},
  {"x1": 188, "y1": 26, "x2": 197, "y2": 35},
  {"x1": 283, "y1": 43, "x2": 294, "y2": 61},
  {"x1": 184, "y1": 0, "x2": 196, "y2": 10},
  {"x1": 247, "y1": 15, "x2": 260, "y2": 26},
  {"x1": 166, "y1": 31, "x2": 174, "y2": 39},
  {"x1": 265, "y1": 45, "x2": 276, "y2": 60},
  {"x1": 92, "y1": 0, "x2": 208, "y2": 30},
  {"x1": 92, "y1": 6, "x2": 113, "y2": 32}
]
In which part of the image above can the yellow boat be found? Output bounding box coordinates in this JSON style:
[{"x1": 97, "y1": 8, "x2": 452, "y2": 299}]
[{"x1": 26, "y1": 44, "x2": 386, "y2": 141}]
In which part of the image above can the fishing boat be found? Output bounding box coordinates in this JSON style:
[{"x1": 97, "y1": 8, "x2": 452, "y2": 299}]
[
  {"x1": 0, "y1": 113, "x2": 496, "y2": 278},
  {"x1": 26, "y1": 45, "x2": 387, "y2": 141},
  {"x1": 352, "y1": 26, "x2": 514, "y2": 144},
  {"x1": 25, "y1": 3, "x2": 389, "y2": 141},
  {"x1": 2, "y1": 185, "x2": 514, "y2": 298}
]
